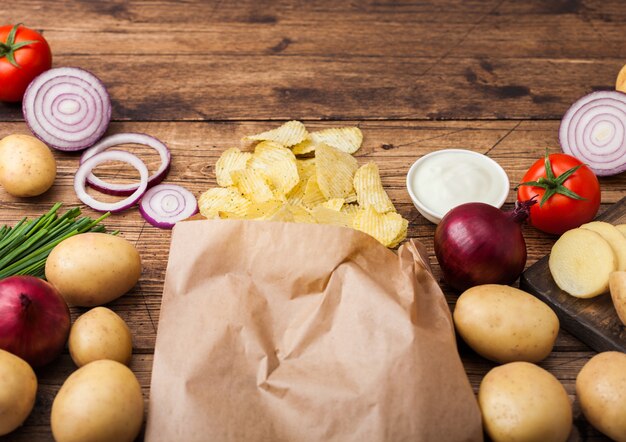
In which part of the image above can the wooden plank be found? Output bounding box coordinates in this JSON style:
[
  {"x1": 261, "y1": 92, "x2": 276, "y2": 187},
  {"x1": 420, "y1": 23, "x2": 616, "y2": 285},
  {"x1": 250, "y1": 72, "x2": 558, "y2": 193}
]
[{"x1": 521, "y1": 198, "x2": 626, "y2": 353}]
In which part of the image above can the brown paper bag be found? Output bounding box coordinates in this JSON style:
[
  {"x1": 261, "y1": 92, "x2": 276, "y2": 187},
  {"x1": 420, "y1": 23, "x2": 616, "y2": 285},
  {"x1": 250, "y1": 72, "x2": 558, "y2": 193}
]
[{"x1": 146, "y1": 220, "x2": 482, "y2": 442}]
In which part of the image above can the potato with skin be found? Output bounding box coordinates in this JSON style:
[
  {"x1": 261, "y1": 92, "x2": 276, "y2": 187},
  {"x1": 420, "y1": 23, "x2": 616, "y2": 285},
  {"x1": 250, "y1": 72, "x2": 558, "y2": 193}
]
[
  {"x1": 549, "y1": 228, "x2": 616, "y2": 298},
  {"x1": 479, "y1": 362, "x2": 572, "y2": 442},
  {"x1": 51, "y1": 360, "x2": 144, "y2": 442},
  {"x1": 610, "y1": 271, "x2": 626, "y2": 325},
  {"x1": 45, "y1": 233, "x2": 141, "y2": 307},
  {"x1": 0, "y1": 134, "x2": 56, "y2": 197},
  {"x1": 576, "y1": 352, "x2": 626, "y2": 442},
  {"x1": 0, "y1": 349, "x2": 37, "y2": 436},
  {"x1": 69, "y1": 307, "x2": 133, "y2": 367},
  {"x1": 454, "y1": 284, "x2": 559, "y2": 363}
]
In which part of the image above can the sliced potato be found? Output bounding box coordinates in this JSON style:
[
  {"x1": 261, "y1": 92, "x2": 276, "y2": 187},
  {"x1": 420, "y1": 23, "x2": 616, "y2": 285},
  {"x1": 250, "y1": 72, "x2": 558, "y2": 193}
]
[
  {"x1": 580, "y1": 221, "x2": 626, "y2": 271},
  {"x1": 617, "y1": 64, "x2": 626, "y2": 93},
  {"x1": 610, "y1": 271, "x2": 626, "y2": 326},
  {"x1": 615, "y1": 224, "x2": 626, "y2": 239},
  {"x1": 549, "y1": 228, "x2": 617, "y2": 298}
]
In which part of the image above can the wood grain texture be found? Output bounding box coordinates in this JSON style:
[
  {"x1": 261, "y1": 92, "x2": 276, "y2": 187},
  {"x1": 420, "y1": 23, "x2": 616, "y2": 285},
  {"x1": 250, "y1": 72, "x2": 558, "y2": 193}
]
[
  {"x1": 0, "y1": 0, "x2": 624, "y2": 121},
  {"x1": 521, "y1": 199, "x2": 626, "y2": 353},
  {"x1": 1, "y1": 120, "x2": 623, "y2": 440}
]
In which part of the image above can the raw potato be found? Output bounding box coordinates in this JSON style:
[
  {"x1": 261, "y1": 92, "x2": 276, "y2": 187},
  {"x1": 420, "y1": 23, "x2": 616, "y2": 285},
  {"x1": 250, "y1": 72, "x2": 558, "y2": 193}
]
[
  {"x1": 46, "y1": 233, "x2": 142, "y2": 307},
  {"x1": 69, "y1": 307, "x2": 133, "y2": 367},
  {"x1": 580, "y1": 221, "x2": 626, "y2": 271},
  {"x1": 610, "y1": 271, "x2": 626, "y2": 325},
  {"x1": 617, "y1": 64, "x2": 626, "y2": 93},
  {"x1": 615, "y1": 223, "x2": 626, "y2": 238},
  {"x1": 0, "y1": 349, "x2": 37, "y2": 436},
  {"x1": 576, "y1": 352, "x2": 626, "y2": 442},
  {"x1": 0, "y1": 134, "x2": 56, "y2": 197},
  {"x1": 51, "y1": 360, "x2": 144, "y2": 442},
  {"x1": 549, "y1": 228, "x2": 616, "y2": 298},
  {"x1": 454, "y1": 285, "x2": 559, "y2": 363},
  {"x1": 479, "y1": 362, "x2": 572, "y2": 442}
]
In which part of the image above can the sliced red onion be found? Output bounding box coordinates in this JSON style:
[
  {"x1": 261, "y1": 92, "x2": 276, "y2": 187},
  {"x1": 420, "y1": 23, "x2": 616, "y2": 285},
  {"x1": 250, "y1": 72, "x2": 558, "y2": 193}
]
[
  {"x1": 80, "y1": 133, "x2": 171, "y2": 196},
  {"x1": 559, "y1": 91, "x2": 626, "y2": 176},
  {"x1": 74, "y1": 151, "x2": 148, "y2": 213},
  {"x1": 23, "y1": 67, "x2": 111, "y2": 151},
  {"x1": 139, "y1": 184, "x2": 198, "y2": 229}
]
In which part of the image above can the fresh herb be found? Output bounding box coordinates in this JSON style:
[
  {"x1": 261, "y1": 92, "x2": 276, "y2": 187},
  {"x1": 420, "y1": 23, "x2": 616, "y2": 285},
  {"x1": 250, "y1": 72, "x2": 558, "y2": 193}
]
[{"x1": 0, "y1": 203, "x2": 116, "y2": 279}]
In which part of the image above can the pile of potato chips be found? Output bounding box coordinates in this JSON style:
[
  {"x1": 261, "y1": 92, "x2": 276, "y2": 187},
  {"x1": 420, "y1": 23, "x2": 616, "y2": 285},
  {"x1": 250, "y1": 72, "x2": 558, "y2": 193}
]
[{"x1": 197, "y1": 121, "x2": 408, "y2": 248}]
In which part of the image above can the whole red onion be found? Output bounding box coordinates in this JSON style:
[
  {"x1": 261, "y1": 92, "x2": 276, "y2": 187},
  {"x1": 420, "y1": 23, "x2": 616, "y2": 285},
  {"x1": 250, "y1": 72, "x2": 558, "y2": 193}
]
[
  {"x1": 434, "y1": 200, "x2": 536, "y2": 292},
  {"x1": 0, "y1": 276, "x2": 70, "y2": 367}
]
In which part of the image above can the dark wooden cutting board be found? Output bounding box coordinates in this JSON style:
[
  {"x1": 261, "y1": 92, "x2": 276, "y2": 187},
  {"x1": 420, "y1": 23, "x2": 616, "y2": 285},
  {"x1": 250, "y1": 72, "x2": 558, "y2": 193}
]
[{"x1": 521, "y1": 197, "x2": 626, "y2": 353}]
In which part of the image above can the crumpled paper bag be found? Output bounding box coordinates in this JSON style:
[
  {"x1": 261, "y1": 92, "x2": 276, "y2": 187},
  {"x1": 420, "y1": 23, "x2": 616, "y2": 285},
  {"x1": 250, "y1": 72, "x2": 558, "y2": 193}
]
[{"x1": 145, "y1": 220, "x2": 482, "y2": 442}]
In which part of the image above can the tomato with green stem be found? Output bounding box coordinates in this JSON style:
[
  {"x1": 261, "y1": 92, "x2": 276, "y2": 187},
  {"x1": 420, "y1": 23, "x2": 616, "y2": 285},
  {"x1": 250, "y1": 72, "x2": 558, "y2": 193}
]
[
  {"x1": 517, "y1": 152, "x2": 600, "y2": 235},
  {"x1": 0, "y1": 23, "x2": 52, "y2": 102}
]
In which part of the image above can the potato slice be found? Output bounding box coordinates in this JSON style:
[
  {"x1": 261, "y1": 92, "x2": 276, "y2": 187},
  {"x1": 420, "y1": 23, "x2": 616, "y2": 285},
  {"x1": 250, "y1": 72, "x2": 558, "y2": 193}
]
[
  {"x1": 617, "y1": 64, "x2": 626, "y2": 93},
  {"x1": 580, "y1": 221, "x2": 626, "y2": 271},
  {"x1": 610, "y1": 271, "x2": 626, "y2": 325},
  {"x1": 549, "y1": 228, "x2": 617, "y2": 298},
  {"x1": 615, "y1": 224, "x2": 626, "y2": 239}
]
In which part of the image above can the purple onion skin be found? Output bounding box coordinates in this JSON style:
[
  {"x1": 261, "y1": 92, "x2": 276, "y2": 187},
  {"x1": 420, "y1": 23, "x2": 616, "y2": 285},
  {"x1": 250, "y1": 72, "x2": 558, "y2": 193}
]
[
  {"x1": 434, "y1": 201, "x2": 534, "y2": 292},
  {"x1": 0, "y1": 276, "x2": 70, "y2": 367}
]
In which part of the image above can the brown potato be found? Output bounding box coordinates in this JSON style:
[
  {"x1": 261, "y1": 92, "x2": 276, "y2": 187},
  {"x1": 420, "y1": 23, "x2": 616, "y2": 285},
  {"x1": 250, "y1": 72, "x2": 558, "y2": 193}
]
[
  {"x1": 610, "y1": 271, "x2": 626, "y2": 325},
  {"x1": 576, "y1": 352, "x2": 626, "y2": 442},
  {"x1": 46, "y1": 233, "x2": 141, "y2": 307},
  {"x1": 0, "y1": 349, "x2": 37, "y2": 436},
  {"x1": 69, "y1": 307, "x2": 133, "y2": 367},
  {"x1": 0, "y1": 134, "x2": 56, "y2": 197}
]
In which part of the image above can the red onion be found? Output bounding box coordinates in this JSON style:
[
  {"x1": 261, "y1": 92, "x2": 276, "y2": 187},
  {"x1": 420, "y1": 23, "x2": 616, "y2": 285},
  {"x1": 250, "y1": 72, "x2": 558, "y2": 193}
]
[
  {"x1": 434, "y1": 200, "x2": 536, "y2": 292},
  {"x1": 74, "y1": 150, "x2": 148, "y2": 212},
  {"x1": 81, "y1": 133, "x2": 171, "y2": 196},
  {"x1": 22, "y1": 67, "x2": 111, "y2": 151},
  {"x1": 0, "y1": 275, "x2": 70, "y2": 367},
  {"x1": 559, "y1": 91, "x2": 626, "y2": 176},
  {"x1": 139, "y1": 184, "x2": 198, "y2": 229}
]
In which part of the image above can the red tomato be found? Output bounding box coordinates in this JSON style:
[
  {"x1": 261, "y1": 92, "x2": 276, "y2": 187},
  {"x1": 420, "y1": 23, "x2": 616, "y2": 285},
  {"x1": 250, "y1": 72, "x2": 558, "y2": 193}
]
[
  {"x1": 0, "y1": 24, "x2": 52, "y2": 102},
  {"x1": 517, "y1": 153, "x2": 601, "y2": 235}
]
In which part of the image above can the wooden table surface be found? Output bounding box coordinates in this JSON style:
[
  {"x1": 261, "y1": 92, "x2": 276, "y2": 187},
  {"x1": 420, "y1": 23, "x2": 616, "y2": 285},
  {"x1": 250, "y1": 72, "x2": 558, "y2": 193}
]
[{"x1": 1, "y1": 1, "x2": 626, "y2": 440}]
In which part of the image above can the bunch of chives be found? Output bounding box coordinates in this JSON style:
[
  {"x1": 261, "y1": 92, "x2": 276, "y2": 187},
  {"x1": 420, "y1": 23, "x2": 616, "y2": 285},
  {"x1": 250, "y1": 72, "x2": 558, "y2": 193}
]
[{"x1": 0, "y1": 203, "x2": 117, "y2": 280}]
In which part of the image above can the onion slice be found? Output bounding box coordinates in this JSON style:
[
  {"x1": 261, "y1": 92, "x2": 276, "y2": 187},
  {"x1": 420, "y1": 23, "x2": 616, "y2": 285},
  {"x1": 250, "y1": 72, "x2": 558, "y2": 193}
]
[
  {"x1": 81, "y1": 133, "x2": 172, "y2": 196},
  {"x1": 139, "y1": 184, "x2": 198, "y2": 229},
  {"x1": 74, "y1": 151, "x2": 148, "y2": 213},
  {"x1": 559, "y1": 91, "x2": 626, "y2": 176},
  {"x1": 23, "y1": 67, "x2": 111, "y2": 151}
]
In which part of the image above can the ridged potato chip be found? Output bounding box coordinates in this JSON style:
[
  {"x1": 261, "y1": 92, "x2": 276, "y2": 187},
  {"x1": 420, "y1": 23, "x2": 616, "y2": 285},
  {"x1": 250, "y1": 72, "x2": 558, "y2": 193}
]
[
  {"x1": 287, "y1": 204, "x2": 315, "y2": 223},
  {"x1": 286, "y1": 178, "x2": 307, "y2": 206},
  {"x1": 353, "y1": 206, "x2": 406, "y2": 247},
  {"x1": 388, "y1": 218, "x2": 409, "y2": 248},
  {"x1": 296, "y1": 158, "x2": 316, "y2": 180},
  {"x1": 341, "y1": 204, "x2": 360, "y2": 215},
  {"x1": 215, "y1": 148, "x2": 252, "y2": 187},
  {"x1": 311, "y1": 127, "x2": 363, "y2": 154},
  {"x1": 302, "y1": 176, "x2": 327, "y2": 209},
  {"x1": 220, "y1": 200, "x2": 283, "y2": 220},
  {"x1": 242, "y1": 120, "x2": 308, "y2": 147},
  {"x1": 311, "y1": 206, "x2": 353, "y2": 228},
  {"x1": 354, "y1": 162, "x2": 395, "y2": 213},
  {"x1": 198, "y1": 187, "x2": 251, "y2": 219},
  {"x1": 249, "y1": 142, "x2": 299, "y2": 196},
  {"x1": 231, "y1": 169, "x2": 275, "y2": 203},
  {"x1": 292, "y1": 138, "x2": 316, "y2": 156},
  {"x1": 322, "y1": 198, "x2": 345, "y2": 211},
  {"x1": 316, "y1": 144, "x2": 358, "y2": 199}
]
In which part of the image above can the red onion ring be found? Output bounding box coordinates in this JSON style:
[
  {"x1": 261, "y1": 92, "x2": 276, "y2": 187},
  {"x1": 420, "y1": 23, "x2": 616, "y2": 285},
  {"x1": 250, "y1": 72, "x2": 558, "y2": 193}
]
[
  {"x1": 74, "y1": 151, "x2": 148, "y2": 213},
  {"x1": 559, "y1": 91, "x2": 626, "y2": 176},
  {"x1": 139, "y1": 184, "x2": 198, "y2": 229},
  {"x1": 23, "y1": 67, "x2": 111, "y2": 151},
  {"x1": 81, "y1": 133, "x2": 171, "y2": 196}
]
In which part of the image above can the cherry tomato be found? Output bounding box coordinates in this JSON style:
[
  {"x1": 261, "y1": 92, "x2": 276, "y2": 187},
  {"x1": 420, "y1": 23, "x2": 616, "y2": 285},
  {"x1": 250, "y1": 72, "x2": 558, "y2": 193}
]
[
  {"x1": 0, "y1": 24, "x2": 52, "y2": 102},
  {"x1": 517, "y1": 153, "x2": 601, "y2": 235}
]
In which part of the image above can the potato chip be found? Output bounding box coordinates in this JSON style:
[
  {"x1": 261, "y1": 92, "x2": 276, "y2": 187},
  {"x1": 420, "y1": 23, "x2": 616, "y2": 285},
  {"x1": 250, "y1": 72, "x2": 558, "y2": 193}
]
[
  {"x1": 341, "y1": 203, "x2": 360, "y2": 215},
  {"x1": 268, "y1": 204, "x2": 296, "y2": 222},
  {"x1": 353, "y1": 206, "x2": 406, "y2": 247},
  {"x1": 286, "y1": 178, "x2": 307, "y2": 206},
  {"x1": 311, "y1": 206, "x2": 353, "y2": 228},
  {"x1": 292, "y1": 138, "x2": 316, "y2": 156},
  {"x1": 287, "y1": 204, "x2": 315, "y2": 223},
  {"x1": 249, "y1": 142, "x2": 299, "y2": 196},
  {"x1": 231, "y1": 169, "x2": 275, "y2": 203},
  {"x1": 198, "y1": 187, "x2": 251, "y2": 218},
  {"x1": 242, "y1": 120, "x2": 308, "y2": 147},
  {"x1": 311, "y1": 127, "x2": 363, "y2": 154},
  {"x1": 219, "y1": 200, "x2": 283, "y2": 220},
  {"x1": 296, "y1": 158, "x2": 316, "y2": 180},
  {"x1": 215, "y1": 148, "x2": 252, "y2": 187},
  {"x1": 322, "y1": 198, "x2": 345, "y2": 211},
  {"x1": 315, "y1": 144, "x2": 358, "y2": 200},
  {"x1": 388, "y1": 218, "x2": 409, "y2": 248},
  {"x1": 354, "y1": 162, "x2": 395, "y2": 213},
  {"x1": 302, "y1": 176, "x2": 327, "y2": 209}
]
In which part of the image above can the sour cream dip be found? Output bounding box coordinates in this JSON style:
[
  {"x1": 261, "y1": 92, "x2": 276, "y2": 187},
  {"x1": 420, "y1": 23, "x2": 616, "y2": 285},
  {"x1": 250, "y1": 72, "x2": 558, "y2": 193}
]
[{"x1": 406, "y1": 149, "x2": 509, "y2": 224}]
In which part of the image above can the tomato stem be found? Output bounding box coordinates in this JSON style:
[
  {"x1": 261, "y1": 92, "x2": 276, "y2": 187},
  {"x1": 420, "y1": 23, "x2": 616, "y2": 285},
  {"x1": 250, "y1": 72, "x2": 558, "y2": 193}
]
[{"x1": 0, "y1": 23, "x2": 39, "y2": 68}]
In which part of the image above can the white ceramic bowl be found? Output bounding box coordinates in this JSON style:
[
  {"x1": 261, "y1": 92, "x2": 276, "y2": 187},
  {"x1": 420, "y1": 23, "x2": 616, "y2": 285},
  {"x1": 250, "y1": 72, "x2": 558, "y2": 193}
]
[{"x1": 406, "y1": 149, "x2": 510, "y2": 224}]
